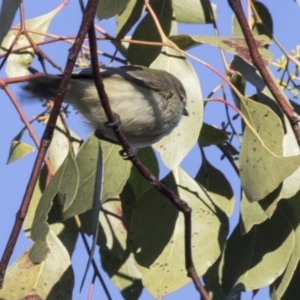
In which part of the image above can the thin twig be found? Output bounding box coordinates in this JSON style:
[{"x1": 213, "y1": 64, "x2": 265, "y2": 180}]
[
  {"x1": 1, "y1": 82, "x2": 53, "y2": 173},
  {"x1": 143, "y1": 0, "x2": 166, "y2": 42},
  {"x1": 217, "y1": 143, "x2": 240, "y2": 175}
]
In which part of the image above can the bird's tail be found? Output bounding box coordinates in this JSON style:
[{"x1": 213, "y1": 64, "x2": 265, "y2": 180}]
[{"x1": 23, "y1": 75, "x2": 62, "y2": 100}]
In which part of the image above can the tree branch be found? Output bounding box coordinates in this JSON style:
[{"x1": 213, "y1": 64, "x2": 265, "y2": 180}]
[
  {"x1": 87, "y1": 17, "x2": 211, "y2": 300},
  {"x1": 228, "y1": 0, "x2": 300, "y2": 147}
]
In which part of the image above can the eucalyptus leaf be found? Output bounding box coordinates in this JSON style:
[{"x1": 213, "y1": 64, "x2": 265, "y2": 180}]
[
  {"x1": 239, "y1": 96, "x2": 300, "y2": 201},
  {"x1": 7, "y1": 127, "x2": 35, "y2": 164},
  {"x1": 24, "y1": 166, "x2": 47, "y2": 238},
  {"x1": 252, "y1": 1, "x2": 274, "y2": 40},
  {"x1": 153, "y1": 46, "x2": 202, "y2": 169},
  {"x1": 240, "y1": 192, "x2": 268, "y2": 234},
  {"x1": 115, "y1": 0, "x2": 144, "y2": 38},
  {"x1": 220, "y1": 210, "x2": 294, "y2": 294},
  {"x1": 132, "y1": 167, "x2": 228, "y2": 298},
  {"x1": 127, "y1": 0, "x2": 173, "y2": 66},
  {"x1": 0, "y1": 0, "x2": 21, "y2": 46},
  {"x1": 232, "y1": 1, "x2": 273, "y2": 40},
  {"x1": 7, "y1": 140, "x2": 34, "y2": 164},
  {"x1": 0, "y1": 230, "x2": 73, "y2": 300},
  {"x1": 198, "y1": 122, "x2": 228, "y2": 147},
  {"x1": 195, "y1": 155, "x2": 234, "y2": 217},
  {"x1": 96, "y1": 199, "x2": 143, "y2": 299},
  {"x1": 29, "y1": 151, "x2": 79, "y2": 263},
  {"x1": 232, "y1": 57, "x2": 300, "y2": 205},
  {"x1": 1, "y1": 5, "x2": 61, "y2": 77},
  {"x1": 169, "y1": 34, "x2": 272, "y2": 65},
  {"x1": 172, "y1": 0, "x2": 216, "y2": 24},
  {"x1": 58, "y1": 136, "x2": 131, "y2": 221},
  {"x1": 203, "y1": 257, "x2": 227, "y2": 300},
  {"x1": 97, "y1": 0, "x2": 129, "y2": 20},
  {"x1": 128, "y1": 146, "x2": 159, "y2": 199},
  {"x1": 253, "y1": 115, "x2": 300, "y2": 218},
  {"x1": 271, "y1": 193, "x2": 300, "y2": 299},
  {"x1": 49, "y1": 116, "x2": 82, "y2": 172}
]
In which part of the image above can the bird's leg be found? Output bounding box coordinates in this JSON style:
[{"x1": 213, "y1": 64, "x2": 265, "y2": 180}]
[{"x1": 104, "y1": 113, "x2": 121, "y2": 132}]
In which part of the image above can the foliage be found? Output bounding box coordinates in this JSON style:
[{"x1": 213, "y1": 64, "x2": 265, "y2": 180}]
[{"x1": 1, "y1": 0, "x2": 300, "y2": 299}]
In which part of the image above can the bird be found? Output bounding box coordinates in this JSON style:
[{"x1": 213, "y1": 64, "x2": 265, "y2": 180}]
[{"x1": 23, "y1": 65, "x2": 188, "y2": 148}]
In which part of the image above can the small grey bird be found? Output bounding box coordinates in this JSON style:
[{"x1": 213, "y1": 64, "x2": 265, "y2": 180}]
[{"x1": 23, "y1": 65, "x2": 188, "y2": 148}]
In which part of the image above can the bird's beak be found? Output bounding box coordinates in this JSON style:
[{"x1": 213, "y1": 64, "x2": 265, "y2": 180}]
[{"x1": 183, "y1": 107, "x2": 189, "y2": 116}]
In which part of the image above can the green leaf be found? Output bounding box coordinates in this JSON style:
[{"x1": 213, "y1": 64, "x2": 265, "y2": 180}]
[
  {"x1": 29, "y1": 151, "x2": 79, "y2": 263},
  {"x1": 252, "y1": 1, "x2": 274, "y2": 40},
  {"x1": 24, "y1": 163, "x2": 79, "y2": 257},
  {"x1": 0, "y1": 230, "x2": 74, "y2": 300},
  {"x1": 231, "y1": 58, "x2": 300, "y2": 204},
  {"x1": 198, "y1": 122, "x2": 228, "y2": 147},
  {"x1": 203, "y1": 257, "x2": 227, "y2": 300},
  {"x1": 169, "y1": 34, "x2": 272, "y2": 65},
  {"x1": 101, "y1": 141, "x2": 132, "y2": 202},
  {"x1": 7, "y1": 127, "x2": 35, "y2": 164},
  {"x1": 96, "y1": 199, "x2": 143, "y2": 299},
  {"x1": 48, "y1": 116, "x2": 82, "y2": 172},
  {"x1": 115, "y1": 0, "x2": 144, "y2": 38},
  {"x1": 114, "y1": 0, "x2": 144, "y2": 58},
  {"x1": 271, "y1": 195, "x2": 300, "y2": 299},
  {"x1": 97, "y1": 0, "x2": 129, "y2": 20},
  {"x1": 24, "y1": 166, "x2": 47, "y2": 238},
  {"x1": 232, "y1": 1, "x2": 273, "y2": 41},
  {"x1": 7, "y1": 140, "x2": 34, "y2": 164},
  {"x1": 195, "y1": 155, "x2": 234, "y2": 217},
  {"x1": 239, "y1": 96, "x2": 300, "y2": 201},
  {"x1": 0, "y1": 0, "x2": 21, "y2": 46},
  {"x1": 152, "y1": 46, "x2": 203, "y2": 169},
  {"x1": 58, "y1": 136, "x2": 131, "y2": 221},
  {"x1": 275, "y1": 263, "x2": 300, "y2": 300},
  {"x1": 172, "y1": 0, "x2": 216, "y2": 24},
  {"x1": 231, "y1": 56, "x2": 288, "y2": 106},
  {"x1": 1, "y1": 5, "x2": 61, "y2": 77},
  {"x1": 54, "y1": 134, "x2": 99, "y2": 221},
  {"x1": 220, "y1": 210, "x2": 294, "y2": 294},
  {"x1": 240, "y1": 192, "x2": 268, "y2": 234},
  {"x1": 252, "y1": 115, "x2": 300, "y2": 218},
  {"x1": 128, "y1": 146, "x2": 159, "y2": 199},
  {"x1": 127, "y1": 0, "x2": 173, "y2": 66},
  {"x1": 132, "y1": 167, "x2": 228, "y2": 298}
]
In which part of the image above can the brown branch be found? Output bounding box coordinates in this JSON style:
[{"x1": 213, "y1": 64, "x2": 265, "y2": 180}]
[
  {"x1": 0, "y1": 0, "x2": 99, "y2": 288},
  {"x1": 87, "y1": 17, "x2": 211, "y2": 300},
  {"x1": 228, "y1": 0, "x2": 300, "y2": 146}
]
